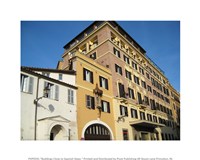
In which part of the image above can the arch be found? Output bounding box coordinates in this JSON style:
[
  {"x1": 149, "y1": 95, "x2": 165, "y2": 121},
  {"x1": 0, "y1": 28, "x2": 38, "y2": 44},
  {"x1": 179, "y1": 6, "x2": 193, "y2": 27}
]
[
  {"x1": 49, "y1": 124, "x2": 66, "y2": 140},
  {"x1": 81, "y1": 120, "x2": 114, "y2": 140}
]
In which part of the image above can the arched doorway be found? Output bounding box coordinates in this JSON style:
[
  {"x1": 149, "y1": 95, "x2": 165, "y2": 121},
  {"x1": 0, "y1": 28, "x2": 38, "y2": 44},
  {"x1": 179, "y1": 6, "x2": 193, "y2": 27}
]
[
  {"x1": 84, "y1": 123, "x2": 111, "y2": 140},
  {"x1": 50, "y1": 125, "x2": 65, "y2": 140}
]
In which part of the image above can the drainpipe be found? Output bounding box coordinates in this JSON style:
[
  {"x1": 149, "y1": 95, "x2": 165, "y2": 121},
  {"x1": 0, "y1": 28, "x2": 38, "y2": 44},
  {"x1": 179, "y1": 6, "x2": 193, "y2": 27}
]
[
  {"x1": 68, "y1": 129, "x2": 71, "y2": 140},
  {"x1": 34, "y1": 77, "x2": 40, "y2": 140}
]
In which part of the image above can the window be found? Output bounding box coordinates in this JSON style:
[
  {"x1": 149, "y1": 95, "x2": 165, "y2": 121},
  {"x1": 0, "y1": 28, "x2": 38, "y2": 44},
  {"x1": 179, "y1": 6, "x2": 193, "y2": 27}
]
[
  {"x1": 140, "y1": 111, "x2": 146, "y2": 120},
  {"x1": 128, "y1": 87, "x2": 135, "y2": 99},
  {"x1": 156, "y1": 102, "x2": 160, "y2": 110},
  {"x1": 139, "y1": 67, "x2": 144, "y2": 75},
  {"x1": 113, "y1": 47, "x2": 121, "y2": 58},
  {"x1": 21, "y1": 74, "x2": 34, "y2": 94},
  {"x1": 120, "y1": 105, "x2": 128, "y2": 116},
  {"x1": 86, "y1": 95, "x2": 95, "y2": 109},
  {"x1": 161, "y1": 94, "x2": 164, "y2": 100},
  {"x1": 131, "y1": 108, "x2": 138, "y2": 118},
  {"x1": 99, "y1": 76, "x2": 108, "y2": 90},
  {"x1": 58, "y1": 73, "x2": 62, "y2": 80},
  {"x1": 115, "y1": 64, "x2": 123, "y2": 75},
  {"x1": 132, "y1": 61, "x2": 138, "y2": 70},
  {"x1": 122, "y1": 129, "x2": 129, "y2": 140},
  {"x1": 147, "y1": 114, "x2": 152, "y2": 121},
  {"x1": 166, "y1": 88, "x2": 169, "y2": 96},
  {"x1": 44, "y1": 81, "x2": 59, "y2": 100},
  {"x1": 123, "y1": 55, "x2": 130, "y2": 64},
  {"x1": 101, "y1": 100, "x2": 110, "y2": 113},
  {"x1": 89, "y1": 36, "x2": 98, "y2": 50},
  {"x1": 68, "y1": 89, "x2": 74, "y2": 104},
  {"x1": 151, "y1": 77, "x2": 155, "y2": 86},
  {"x1": 157, "y1": 92, "x2": 160, "y2": 98},
  {"x1": 153, "y1": 116, "x2": 158, "y2": 123},
  {"x1": 150, "y1": 99, "x2": 156, "y2": 110},
  {"x1": 125, "y1": 70, "x2": 132, "y2": 80},
  {"x1": 147, "y1": 85, "x2": 152, "y2": 93},
  {"x1": 118, "y1": 83, "x2": 125, "y2": 98},
  {"x1": 137, "y1": 92, "x2": 142, "y2": 104},
  {"x1": 141, "y1": 80, "x2": 146, "y2": 89},
  {"x1": 89, "y1": 52, "x2": 96, "y2": 60},
  {"x1": 134, "y1": 75, "x2": 140, "y2": 85},
  {"x1": 161, "y1": 133, "x2": 164, "y2": 140},
  {"x1": 42, "y1": 72, "x2": 50, "y2": 77},
  {"x1": 153, "y1": 89, "x2": 157, "y2": 96},
  {"x1": 163, "y1": 86, "x2": 169, "y2": 95},
  {"x1": 144, "y1": 96, "x2": 149, "y2": 105},
  {"x1": 83, "y1": 68, "x2": 93, "y2": 83},
  {"x1": 146, "y1": 72, "x2": 150, "y2": 79},
  {"x1": 163, "y1": 79, "x2": 166, "y2": 84},
  {"x1": 165, "y1": 97, "x2": 170, "y2": 104}
]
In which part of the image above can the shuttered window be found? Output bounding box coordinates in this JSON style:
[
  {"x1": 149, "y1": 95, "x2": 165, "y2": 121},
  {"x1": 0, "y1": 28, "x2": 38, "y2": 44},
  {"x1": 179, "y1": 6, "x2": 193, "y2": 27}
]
[
  {"x1": 118, "y1": 83, "x2": 125, "y2": 98},
  {"x1": 68, "y1": 89, "x2": 74, "y2": 104},
  {"x1": 55, "y1": 85, "x2": 59, "y2": 100},
  {"x1": 21, "y1": 74, "x2": 34, "y2": 94},
  {"x1": 115, "y1": 64, "x2": 122, "y2": 75},
  {"x1": 83, "y1": 68, "x2": 93, "y2": 83},
  {"x1": 120, "y1": 105, "x2": 128, "y2": 117},
  {"x1": 99, "y1": 76, "x2": 108, "y2": 90},
  {"x1": 128, "y1": 87, "x2": 135, "y2": 99},
  {"x1": 131, "y1": 108, "x2": 138, "y2": 119},
  {"x1": 101, "y1": 100, "x2": 110, "y2": 113},
  {"x1": 86, "y1": 95, "x2": 95, "y2": 109},
  {"x1": 44, "y1": 81, "x2": 59, "y2": 100}
]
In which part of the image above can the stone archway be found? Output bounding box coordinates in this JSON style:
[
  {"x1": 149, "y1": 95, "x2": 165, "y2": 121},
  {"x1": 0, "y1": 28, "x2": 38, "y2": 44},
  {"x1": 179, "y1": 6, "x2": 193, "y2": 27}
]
[
  {"x1": 50, "y1": 125, "x2": 65, "y2": 140},
  {"x1": 84, "y1": 123, "x2": 111, "y2": 140}
]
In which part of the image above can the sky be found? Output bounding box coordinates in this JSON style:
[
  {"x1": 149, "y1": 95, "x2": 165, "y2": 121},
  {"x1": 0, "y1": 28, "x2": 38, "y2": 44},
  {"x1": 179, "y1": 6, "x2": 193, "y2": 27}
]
[{"x1": 21, "y1": 21, "x2": 180, "y2": 92}]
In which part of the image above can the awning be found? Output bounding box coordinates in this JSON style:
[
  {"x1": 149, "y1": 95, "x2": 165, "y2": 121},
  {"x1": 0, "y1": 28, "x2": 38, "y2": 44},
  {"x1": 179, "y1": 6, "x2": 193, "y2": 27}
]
[{"x1": 130, "y1": 120, "x2": 165, "y2": 129}]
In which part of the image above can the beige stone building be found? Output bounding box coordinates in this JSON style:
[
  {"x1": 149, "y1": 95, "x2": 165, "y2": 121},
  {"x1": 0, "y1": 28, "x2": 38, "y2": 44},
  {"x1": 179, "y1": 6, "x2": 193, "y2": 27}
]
[{"x1": 58, "y1": 21, "x2": 180, "y2": 140}]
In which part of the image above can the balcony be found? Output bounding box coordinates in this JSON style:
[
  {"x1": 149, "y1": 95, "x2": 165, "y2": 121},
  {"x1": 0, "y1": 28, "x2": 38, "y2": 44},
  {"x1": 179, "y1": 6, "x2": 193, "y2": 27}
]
[
  {"x1": 130, "y1": 120, "x2": 165, "y2": 129},
  {"x1": 137, "y1": 100, "x2": 148, "y2": 110}
]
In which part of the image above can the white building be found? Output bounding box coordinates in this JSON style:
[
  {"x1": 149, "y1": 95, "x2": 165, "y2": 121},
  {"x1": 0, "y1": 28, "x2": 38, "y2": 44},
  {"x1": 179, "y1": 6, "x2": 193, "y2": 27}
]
[{"x1": 21, "y1": 66, "x2": 78, "y2": 140}]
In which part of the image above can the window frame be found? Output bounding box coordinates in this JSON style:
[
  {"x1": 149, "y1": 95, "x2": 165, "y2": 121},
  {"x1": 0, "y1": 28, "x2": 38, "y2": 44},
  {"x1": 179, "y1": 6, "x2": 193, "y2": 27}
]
[
  {"x1": 86, "y1": 95, "x2": 95, "y2": 109},
  {"x1": 120, "y1": 105, "x2": 128, "y2": 117},
  {"x1": 131, "y1": 108, "x2": 138, "y2": 119},
  {"x1": 44, "y1": 81, "x2": 59, "y2": 100},
  {"x1": 101, "y1": 100, "x2": 110, "y2": 113},
  {"x1": 140, "y1": 111, "x2": 146, "y2": 120},
  {"x1": 128, "y1": 87, "x2": 135, "y2": 99},
  {"x1": 134, "y1": 75, "x2": 140, "y2": 85},
  {"x1": 122, "y1": 129, "x2": 129, "y2": 140},
  {"x1": 99, "y1": 76, "x2": 109, "y2": 90},
  {"x1": 68, "y1": 89, "x2": 74, "y2": 104},
  {"x1": 123, "y1": 55, "x2": 130, "y2": 64},
  {"x1": 83, "y1": 68, "x2": 93, "y2": 83},
  {"x1": 20, "y1": 74, "x2": 34, "y2": 94},
  {"x1": 113, "y1": 47, "x2": 121, "y2": 58},
  {"x1": 115, "y1": 64, "x2": 123, "y2": 75},
  {"x1": 118, "y1": 83, "x2": 125, "y2": 98},
  {"x1": 125, "y1": 70, "x2": 132, "y2": 80}
]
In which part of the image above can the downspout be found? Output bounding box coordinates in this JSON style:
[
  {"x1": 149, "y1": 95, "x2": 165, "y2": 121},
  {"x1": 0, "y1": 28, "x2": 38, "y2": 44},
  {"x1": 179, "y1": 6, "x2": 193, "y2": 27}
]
[{"x1": 34, "y1": 76, "x2": 40, "y2": 140}]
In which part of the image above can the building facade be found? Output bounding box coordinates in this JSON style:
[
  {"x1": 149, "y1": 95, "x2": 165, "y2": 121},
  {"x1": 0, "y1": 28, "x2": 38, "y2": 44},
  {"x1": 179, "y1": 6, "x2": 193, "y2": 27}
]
[
  {"x1": 58, "y1": 21, "x2": 180, "y2": 140},
  {"x1": 21, "y1": 67, "x2": 78, "y2": 140},
  {"x1": 59, "y1": 52, "x2": 116, "y2": 140}
]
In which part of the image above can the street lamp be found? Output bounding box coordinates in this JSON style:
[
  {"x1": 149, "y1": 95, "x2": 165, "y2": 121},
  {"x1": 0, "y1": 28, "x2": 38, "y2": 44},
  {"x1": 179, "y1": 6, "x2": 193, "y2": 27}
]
[
  {"x1": 34, "y1": 85, "x2": 50, "y2": 140},
  {"x1": 93, "y1": 84, "x2": 103, "y2": 118}
]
